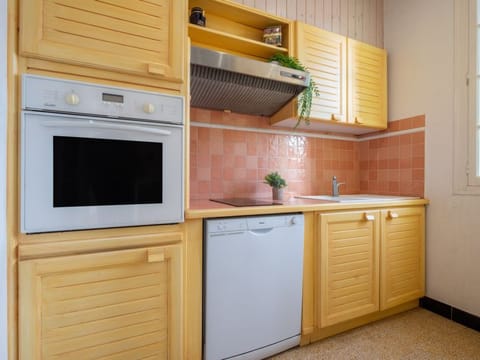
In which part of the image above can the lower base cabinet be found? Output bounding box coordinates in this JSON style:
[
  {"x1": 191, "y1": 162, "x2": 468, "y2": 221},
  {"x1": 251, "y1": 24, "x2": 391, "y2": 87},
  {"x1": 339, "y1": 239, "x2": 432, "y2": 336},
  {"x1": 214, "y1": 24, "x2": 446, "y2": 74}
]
[
  {"x1": 316, "y1": 206, "x2": 425, "y2": 329},
  {"x1": 19, "y1": 244, "x2": 182, "y2": 360},
  {"x1": 380, "y1": 207, "x2": 425, "y2": 310},
  {"x1": 317, "y1": 210, "x2": 380, "y2": 328}
]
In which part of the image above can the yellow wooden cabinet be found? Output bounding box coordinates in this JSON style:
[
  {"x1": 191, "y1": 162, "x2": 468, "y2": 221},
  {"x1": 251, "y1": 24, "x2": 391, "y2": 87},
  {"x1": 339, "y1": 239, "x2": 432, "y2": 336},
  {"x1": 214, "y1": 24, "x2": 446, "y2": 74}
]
[
  {"x1": 316, "y1": 206, "x2": 424, "y2": 329},
  {"x1": 380, "y1": 207, "x2": 425, "y2": 310},
  {"x1": 19, "y1": 244, "x2": 182, "y2": 360},
  {"x1": 19, "y1": 0, "x2": 185, "y2": 83},
  {"x1": 317, "y1": 210, "x2": 380, "y2": 328},
  {"x1": 296, "y1": 23, "x2": 347, "y2": 123},
  {"x1": 271, "y1": 22, "x2": 387, "y2": 134},
  {"x1": 348, "y1": 39, "x2": 388, "y2": 129}
]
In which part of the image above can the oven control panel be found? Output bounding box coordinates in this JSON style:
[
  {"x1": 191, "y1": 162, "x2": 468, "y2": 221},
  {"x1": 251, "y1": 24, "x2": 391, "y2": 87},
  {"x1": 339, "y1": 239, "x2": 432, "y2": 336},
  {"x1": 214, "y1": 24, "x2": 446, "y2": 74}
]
[{"x1": 22, "y1": 74, "x2": 184, "y2": 125}]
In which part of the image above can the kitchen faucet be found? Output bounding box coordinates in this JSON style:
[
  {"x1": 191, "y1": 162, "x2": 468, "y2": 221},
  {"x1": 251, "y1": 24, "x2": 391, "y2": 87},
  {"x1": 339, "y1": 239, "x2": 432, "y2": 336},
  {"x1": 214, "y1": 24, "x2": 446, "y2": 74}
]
[{"x1": 332, "y1": 176, "x2": 345, "y2": 197}]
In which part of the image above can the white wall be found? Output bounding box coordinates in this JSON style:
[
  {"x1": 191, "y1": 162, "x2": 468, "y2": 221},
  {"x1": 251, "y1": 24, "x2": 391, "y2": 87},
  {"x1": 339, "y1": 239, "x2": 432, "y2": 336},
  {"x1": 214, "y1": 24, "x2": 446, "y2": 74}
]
[
  {"x1": 385, "y1": 0, "x2": 480, "y2": 316},
  {"x1": 0, "y1": 0, "x2": 8, "y2": 357},
  {"x1": 233, "y1": 0, "x2": 384, "y2": 47}
]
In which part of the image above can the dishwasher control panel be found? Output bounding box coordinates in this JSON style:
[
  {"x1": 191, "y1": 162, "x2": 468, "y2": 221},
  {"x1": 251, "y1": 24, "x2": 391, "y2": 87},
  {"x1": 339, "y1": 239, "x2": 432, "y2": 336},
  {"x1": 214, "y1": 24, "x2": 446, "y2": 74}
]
[{"x1": 206, "y1": 213, "x2": 302, "y2": 233}]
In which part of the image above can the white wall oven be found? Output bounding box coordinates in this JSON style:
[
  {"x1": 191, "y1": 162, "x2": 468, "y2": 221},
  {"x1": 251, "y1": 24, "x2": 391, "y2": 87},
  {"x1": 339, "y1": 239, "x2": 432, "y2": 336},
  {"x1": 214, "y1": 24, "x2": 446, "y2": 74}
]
[{"x1": 21, "y1": 75, "x2": 184, "y2": 233}]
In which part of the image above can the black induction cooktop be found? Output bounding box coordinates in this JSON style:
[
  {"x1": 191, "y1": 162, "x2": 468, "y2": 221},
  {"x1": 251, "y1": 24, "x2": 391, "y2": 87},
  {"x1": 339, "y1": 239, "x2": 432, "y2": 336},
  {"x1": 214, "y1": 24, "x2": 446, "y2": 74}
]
[{"x1": 210, "y1": 198, "x2": 282, "y2": 207}]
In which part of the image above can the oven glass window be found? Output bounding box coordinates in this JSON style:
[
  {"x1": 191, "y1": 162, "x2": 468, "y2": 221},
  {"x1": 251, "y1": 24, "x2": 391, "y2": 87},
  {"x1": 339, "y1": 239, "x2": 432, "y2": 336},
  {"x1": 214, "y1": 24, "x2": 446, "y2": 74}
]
[{"x1": 53, "y1": 136, "x2": 163, "y2": 207}]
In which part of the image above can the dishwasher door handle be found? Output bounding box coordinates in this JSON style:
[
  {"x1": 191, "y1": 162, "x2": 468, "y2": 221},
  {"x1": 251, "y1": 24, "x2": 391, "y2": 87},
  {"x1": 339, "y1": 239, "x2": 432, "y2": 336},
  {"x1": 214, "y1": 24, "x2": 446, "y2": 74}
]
[{"x1": 249, "y1": 227, "x2": 275, "y2": 235}]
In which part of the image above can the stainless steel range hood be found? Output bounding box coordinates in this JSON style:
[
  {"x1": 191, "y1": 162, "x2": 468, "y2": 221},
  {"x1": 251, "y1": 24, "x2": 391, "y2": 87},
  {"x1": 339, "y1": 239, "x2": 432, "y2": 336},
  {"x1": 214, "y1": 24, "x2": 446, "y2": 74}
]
[{"x1": 190, "y1": 46, "x2": 309, "y2": 117}]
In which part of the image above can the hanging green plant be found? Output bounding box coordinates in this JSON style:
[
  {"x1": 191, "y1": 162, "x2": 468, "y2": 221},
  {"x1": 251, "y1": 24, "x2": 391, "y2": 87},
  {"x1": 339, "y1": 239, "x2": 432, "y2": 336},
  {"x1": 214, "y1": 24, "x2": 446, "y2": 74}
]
[{"x1": 269, "y1": 53, "x2": 319, "y2": 127}]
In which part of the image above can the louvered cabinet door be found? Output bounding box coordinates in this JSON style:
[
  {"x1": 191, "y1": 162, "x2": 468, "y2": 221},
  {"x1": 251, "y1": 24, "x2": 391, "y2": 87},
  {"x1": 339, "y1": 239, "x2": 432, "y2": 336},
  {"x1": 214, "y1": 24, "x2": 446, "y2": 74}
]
[
  {"x1": 19, "y1": 0, "x2": 185, "y2": 82},
  {"x1": 317, "y1": 211, "x2": 380, "y2": 328},
  {"x1": 380, "y1": 207, "x2": 425, "y2": 310},
  {"x1": 296, "y1": 22, "x2": 347, "y2": 122},
  {"x1": 19, "y1": 245, "x2": 182, "y2": 360},
  {"x1": 347, "y1": 39, "x2": 387, "y2": 129}
]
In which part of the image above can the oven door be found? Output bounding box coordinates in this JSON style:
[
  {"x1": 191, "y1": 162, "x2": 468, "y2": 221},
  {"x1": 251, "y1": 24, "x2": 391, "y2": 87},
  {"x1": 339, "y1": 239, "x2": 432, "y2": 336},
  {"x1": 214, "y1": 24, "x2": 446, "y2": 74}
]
[{"x1": 21, "y1": 111, "x2": 184, "y2": 233}]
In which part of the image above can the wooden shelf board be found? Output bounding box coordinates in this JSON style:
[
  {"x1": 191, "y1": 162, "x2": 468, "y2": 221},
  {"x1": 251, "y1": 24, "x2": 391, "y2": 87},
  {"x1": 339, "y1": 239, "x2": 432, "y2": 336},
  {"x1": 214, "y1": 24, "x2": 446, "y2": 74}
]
[{"x1": 189, "y1": 24, "x2": 288, "y2": 59}]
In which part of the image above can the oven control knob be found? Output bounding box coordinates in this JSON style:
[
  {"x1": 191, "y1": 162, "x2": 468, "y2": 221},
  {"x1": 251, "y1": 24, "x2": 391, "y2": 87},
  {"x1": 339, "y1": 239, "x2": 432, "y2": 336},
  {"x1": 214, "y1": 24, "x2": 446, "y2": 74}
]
[
  {"x1": 143, "y1": 103, "x2": 156, "y2": 114},
  {"x1": 289, "y1": 217, "x2": 297, "y2": 225},
  {"x1": 65, "y1": 92, "x2": 80, "y2": 106}
]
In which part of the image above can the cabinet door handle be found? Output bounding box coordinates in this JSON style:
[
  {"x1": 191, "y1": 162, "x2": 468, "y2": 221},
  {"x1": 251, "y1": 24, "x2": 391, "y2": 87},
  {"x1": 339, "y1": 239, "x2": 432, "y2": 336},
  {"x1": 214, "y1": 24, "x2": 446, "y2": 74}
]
[
  {"x1": 147, "y1": 249, "x2": 165, "y2": 263},
  {"x1": 364, "y1": 213, "x2": 375, "y2": 221},
  {"x1": 388, "y1": 211, "x2": 399, "y2": 219},
  {"x1": 148, "y1": 63, "x2": 167, "y2": 76}
]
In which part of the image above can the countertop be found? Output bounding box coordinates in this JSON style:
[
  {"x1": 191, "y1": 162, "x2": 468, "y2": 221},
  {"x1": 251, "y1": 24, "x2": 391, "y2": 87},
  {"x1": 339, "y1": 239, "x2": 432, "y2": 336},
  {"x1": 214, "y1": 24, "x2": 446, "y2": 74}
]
[{"x1": 186, "y1": 197, "x2": 429, "y2": 219}]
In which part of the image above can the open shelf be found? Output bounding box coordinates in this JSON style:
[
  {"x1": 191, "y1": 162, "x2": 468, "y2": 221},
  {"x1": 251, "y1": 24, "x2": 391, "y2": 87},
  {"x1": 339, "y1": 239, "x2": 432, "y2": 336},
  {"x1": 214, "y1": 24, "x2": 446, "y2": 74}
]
[
  {"x1": 188, "y1": 0, "x2": 292, "y2": 60},
  {"x1": 189, "y1": 24, "x2": 288, "y2": 59}
]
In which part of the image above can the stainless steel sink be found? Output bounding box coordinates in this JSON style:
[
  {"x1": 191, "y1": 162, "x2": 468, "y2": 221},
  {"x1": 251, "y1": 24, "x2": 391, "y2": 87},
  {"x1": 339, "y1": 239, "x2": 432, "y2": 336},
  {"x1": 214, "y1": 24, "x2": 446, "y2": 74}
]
[{"x1": 295, "y1": 194, "x2": 420, "y2": 203}]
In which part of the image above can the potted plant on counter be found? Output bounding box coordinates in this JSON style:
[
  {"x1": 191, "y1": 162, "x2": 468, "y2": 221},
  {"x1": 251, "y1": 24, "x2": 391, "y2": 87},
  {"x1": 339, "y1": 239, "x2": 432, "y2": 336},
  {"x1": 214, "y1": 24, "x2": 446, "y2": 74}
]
[{"x1": 264, "y1": 171, "x2": 287, "y2": 201}]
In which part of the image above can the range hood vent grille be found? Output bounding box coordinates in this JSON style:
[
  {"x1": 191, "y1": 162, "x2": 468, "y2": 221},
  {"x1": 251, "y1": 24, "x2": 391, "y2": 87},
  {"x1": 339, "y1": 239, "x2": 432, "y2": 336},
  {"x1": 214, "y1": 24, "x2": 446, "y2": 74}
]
[{"x1": 190, "y1": 46, "x2": 309, "y2": 117}]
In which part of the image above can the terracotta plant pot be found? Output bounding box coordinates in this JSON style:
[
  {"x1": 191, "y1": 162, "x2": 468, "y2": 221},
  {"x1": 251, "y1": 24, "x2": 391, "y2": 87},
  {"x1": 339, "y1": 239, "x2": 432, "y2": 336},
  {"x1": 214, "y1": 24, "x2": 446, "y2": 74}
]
[{"x1": 272, "y1": 187, "x2": 284, "y2": 201}]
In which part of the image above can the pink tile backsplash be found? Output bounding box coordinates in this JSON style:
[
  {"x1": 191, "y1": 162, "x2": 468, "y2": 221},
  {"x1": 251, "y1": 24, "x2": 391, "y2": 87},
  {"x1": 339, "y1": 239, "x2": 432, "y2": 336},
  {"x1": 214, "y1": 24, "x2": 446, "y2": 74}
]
[
  {"x1": 358, "y1": 115, "x2": 425, "y2": 197},
  {"x1": 190, "y1": 109, "x2": 425, "y2": 200}
]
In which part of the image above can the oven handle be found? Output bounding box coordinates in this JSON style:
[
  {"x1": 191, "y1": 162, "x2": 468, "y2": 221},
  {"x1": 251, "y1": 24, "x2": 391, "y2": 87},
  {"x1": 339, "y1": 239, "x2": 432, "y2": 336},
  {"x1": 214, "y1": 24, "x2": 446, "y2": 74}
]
[{"x1": 41, "y1": 119, "x2": 173, "y2": 136}]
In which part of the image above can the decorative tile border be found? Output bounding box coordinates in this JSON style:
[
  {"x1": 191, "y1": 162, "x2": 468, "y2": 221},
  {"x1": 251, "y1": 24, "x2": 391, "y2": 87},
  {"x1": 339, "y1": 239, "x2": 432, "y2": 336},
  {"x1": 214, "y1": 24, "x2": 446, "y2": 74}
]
[{"x1": 191, "y1": 108, "x2": 425, "y2": 141}]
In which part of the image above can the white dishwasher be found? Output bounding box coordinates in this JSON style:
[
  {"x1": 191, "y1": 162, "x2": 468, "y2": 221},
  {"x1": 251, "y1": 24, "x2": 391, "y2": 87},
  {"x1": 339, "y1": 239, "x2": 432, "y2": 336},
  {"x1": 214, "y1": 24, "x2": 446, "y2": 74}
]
[{"x1": 204, "y1": 213, "x2": 304, "y2": 360}]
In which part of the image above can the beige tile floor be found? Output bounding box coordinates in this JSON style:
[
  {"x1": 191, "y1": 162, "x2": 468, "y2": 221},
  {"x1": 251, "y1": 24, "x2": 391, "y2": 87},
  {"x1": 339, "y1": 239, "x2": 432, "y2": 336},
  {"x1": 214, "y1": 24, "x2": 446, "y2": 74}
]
[{"x1": 269, "y1": 308, "x2": 480, "y2": 360}]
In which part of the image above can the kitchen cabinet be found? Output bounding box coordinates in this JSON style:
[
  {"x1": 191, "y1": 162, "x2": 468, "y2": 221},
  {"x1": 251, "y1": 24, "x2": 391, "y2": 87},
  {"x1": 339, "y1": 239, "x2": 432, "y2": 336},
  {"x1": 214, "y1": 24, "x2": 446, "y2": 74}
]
[
  {"x1": 19, "y1": 244, "x2": 182, "y2": 359},
  {"x1": 348, "y1": 39, "x2": 388, "y2": 129},
  {"x1": 380, "y1": 207, "x2": 425, "y2": 310},
  {"x1": 188, "y1": 0, "x2": 292, "y2": 60},
  {"x1": 19, "y1": 0, "x2": 185, "y2": 83},
  {"x1": 316, "y1": 206, "x2": 424, "y2": 329},
  {"x1": 295, "y1": 23, "x2": 347, "y2": 123},
  {"x1": 317, "y1": 210, "x2": 380, "y2": 327},
  {"x1": 270, "y1": 22, "x2": 387, "y2": 134}
]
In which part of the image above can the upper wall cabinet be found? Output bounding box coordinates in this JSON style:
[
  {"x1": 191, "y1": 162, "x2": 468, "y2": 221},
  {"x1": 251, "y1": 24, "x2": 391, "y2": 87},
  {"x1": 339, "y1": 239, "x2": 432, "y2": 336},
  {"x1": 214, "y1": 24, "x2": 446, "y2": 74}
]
[
  {"x1": 271, "y1": 22, "x2": 387, "y2": 135},
  {"x1": 348, "y1": 39, "x2": 388, "y2": 129},
  {"x1": 19, "y1": 0, "x2": 185, "y2": 83},
  {"x1": 296, "y1": 23, "x2": 347, "y2": 123},
  {"x1": 188, "y1": 0, "x2": 292, "y2": 60}
]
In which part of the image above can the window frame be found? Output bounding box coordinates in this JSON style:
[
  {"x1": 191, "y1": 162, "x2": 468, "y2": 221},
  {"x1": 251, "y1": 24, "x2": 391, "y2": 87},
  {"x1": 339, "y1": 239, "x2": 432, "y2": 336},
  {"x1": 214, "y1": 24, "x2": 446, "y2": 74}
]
[{"x1": 453, "y1": 0, "x2": 480, "y2": 193}]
